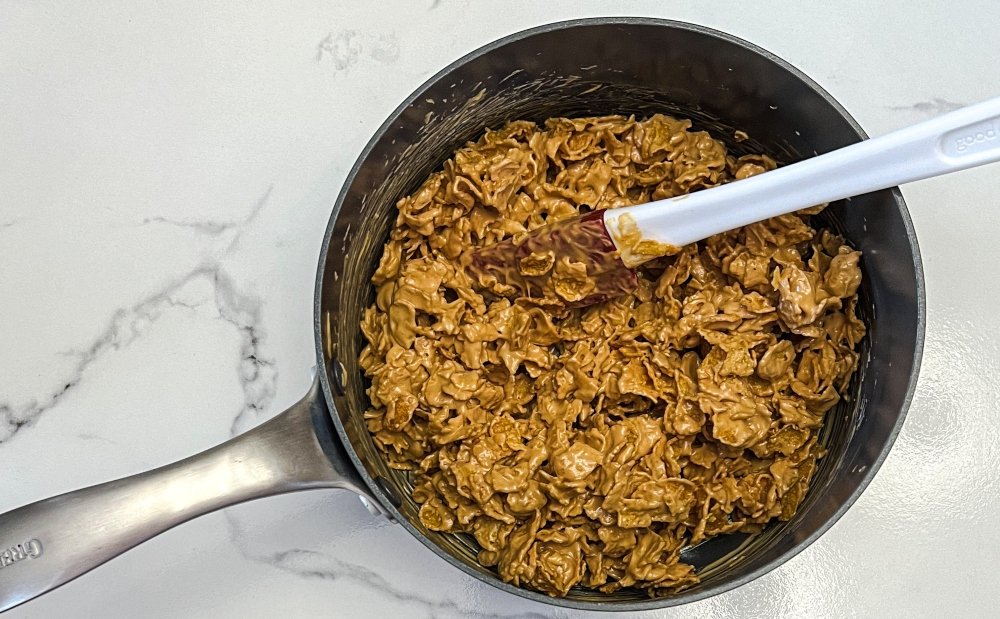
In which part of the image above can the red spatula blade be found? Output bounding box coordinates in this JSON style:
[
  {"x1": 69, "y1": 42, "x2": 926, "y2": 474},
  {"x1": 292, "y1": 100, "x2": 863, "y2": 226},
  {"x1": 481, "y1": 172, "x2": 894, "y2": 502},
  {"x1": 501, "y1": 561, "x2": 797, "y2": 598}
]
[{"x1": 466, "y1": 210, "x2": 638, "y2": 308}]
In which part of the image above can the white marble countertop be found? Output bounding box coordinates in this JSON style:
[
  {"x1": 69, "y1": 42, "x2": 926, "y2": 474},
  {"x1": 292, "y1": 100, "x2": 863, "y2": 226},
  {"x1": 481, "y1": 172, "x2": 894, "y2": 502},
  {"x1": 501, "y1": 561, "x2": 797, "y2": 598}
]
[{"x1": 2, "y1": 2, "x2": 999, "y2": 617}]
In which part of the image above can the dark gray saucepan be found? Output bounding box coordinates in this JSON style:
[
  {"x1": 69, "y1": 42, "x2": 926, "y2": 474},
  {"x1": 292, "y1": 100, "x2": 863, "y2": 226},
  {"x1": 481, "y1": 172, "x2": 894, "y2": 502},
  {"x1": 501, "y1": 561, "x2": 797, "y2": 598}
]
[{"x1": 0, "y1": 17, "x2": 924, "y2": 613}]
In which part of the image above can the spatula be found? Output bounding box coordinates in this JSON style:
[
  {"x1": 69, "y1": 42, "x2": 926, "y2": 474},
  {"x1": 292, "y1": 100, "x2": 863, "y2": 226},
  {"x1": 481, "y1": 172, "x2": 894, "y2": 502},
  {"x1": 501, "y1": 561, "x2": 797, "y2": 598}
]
[{"x1": 468, "y1": 96, "x2": 1000, "y2": 307}]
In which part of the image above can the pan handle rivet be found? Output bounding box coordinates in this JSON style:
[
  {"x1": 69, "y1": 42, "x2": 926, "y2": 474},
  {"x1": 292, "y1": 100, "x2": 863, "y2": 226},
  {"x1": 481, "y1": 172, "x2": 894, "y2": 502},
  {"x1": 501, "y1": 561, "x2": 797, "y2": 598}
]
[
  {"x1": 330, "y1": 358, "x2": 347, "y2": 395},
  {"x1": 374, "y1": 476, "x2": 402, "y2": 508}
]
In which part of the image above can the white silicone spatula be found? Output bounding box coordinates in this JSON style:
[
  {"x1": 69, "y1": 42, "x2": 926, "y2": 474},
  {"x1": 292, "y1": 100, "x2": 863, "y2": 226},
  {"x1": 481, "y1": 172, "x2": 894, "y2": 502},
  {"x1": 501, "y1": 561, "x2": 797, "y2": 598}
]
[
  {"x1": 469, "y1": 96, "x2": 1000, "y2": 307},
  {"x1": 603, "y1": 95, "x2": 1000, "y2": 267}
]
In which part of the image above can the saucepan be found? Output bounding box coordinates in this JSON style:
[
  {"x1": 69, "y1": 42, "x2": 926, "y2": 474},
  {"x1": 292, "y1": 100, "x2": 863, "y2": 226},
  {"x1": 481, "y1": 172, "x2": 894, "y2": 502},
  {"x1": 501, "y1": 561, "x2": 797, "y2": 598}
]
[{"x1": 0, "y1": 17, "x2": 924, "y2": 612}]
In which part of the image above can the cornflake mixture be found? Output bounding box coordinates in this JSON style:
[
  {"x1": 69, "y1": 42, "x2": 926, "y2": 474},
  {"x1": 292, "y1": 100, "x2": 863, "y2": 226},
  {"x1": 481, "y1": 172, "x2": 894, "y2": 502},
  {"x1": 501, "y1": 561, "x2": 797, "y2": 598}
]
[{"x1": 360, "y1": 115, "x2": 865, "y2": 597}]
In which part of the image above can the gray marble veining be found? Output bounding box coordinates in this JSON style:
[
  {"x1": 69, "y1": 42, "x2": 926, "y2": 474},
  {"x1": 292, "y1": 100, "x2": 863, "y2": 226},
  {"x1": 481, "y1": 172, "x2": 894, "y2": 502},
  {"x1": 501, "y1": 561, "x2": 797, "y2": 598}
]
[{"x1": 0, "y1": 187, "x2": 274, "y2": 446}]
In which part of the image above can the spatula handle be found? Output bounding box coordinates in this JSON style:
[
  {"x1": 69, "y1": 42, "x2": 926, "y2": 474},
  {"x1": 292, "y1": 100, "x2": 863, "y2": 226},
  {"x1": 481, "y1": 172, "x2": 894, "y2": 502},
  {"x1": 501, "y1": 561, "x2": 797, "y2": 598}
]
[{"x1": 606, "y1": 96, "x2": 1000, "y2": 255}]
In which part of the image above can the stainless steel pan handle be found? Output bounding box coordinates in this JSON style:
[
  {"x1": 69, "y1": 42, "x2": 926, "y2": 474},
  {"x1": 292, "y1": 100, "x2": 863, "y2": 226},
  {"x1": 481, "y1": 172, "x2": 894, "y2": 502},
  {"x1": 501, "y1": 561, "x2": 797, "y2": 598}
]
[{"x1": 0, "y1": 377, "x2": 376, "y2": 613}]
